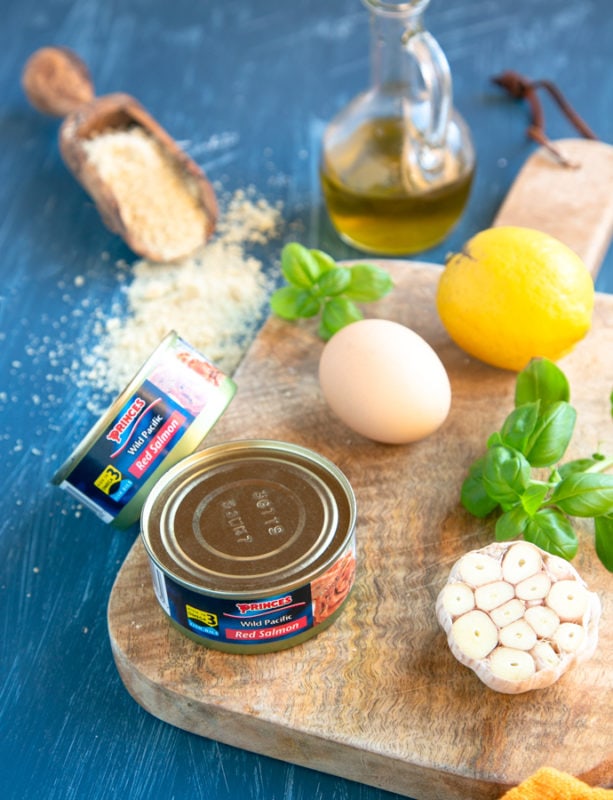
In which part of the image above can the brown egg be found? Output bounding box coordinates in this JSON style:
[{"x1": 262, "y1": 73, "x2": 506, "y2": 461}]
[{"x1": 318, "y1": 319, "x2": 451, "y2": 444}]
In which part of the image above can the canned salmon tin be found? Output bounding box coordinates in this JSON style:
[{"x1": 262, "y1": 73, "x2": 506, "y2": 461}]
[
  {"x1": 52, "y1": 331, "x2": 235, "y2": 528},
  {"x1": 141, "y1": 440, "x2": 357, "y2": 653}
]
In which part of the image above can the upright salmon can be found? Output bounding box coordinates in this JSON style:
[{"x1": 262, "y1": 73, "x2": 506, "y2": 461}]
[
  {"x1": 141, "y1": 440, "x2": 357, "y2": 653},
  {"x1": 52, "y1": 331, "x2": 235, "y2": 528}
]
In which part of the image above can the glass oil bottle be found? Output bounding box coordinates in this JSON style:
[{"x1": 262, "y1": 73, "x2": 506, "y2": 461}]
[{"x1": 320, "y1": 0, "x2": 475, "y2": 255}]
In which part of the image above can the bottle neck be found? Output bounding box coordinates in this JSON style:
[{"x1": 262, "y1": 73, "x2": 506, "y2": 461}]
[{"x1": 365, "y1": 0, "x2": 428, "y2": 89}]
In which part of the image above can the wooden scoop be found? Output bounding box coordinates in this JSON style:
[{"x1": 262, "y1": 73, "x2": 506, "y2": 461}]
[{"x1": 22, "y1": 46, "x2": 218, "y2": 262}]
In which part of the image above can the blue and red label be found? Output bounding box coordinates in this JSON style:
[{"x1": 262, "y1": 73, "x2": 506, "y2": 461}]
[
  {"x1": 147, "y1": 545, "x2": 357, "y2": 649},
  {"x1": 149, "y1": 563, "x2": 315, "y2": 645},
  {"x1": 65, "y1": 381, "x2": 194, "y2": 522},
  {"x1": 56, "y1": 336, "x2": 234, "y2": 524}
]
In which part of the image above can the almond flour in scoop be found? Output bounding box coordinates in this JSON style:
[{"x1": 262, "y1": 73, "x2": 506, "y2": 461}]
[{"x1": 82, "y1": 128, "x2": 211, "y2": 263}]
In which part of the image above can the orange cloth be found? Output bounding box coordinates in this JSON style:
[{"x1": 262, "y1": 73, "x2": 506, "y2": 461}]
[{"x1": 499, "y1": 767, "x2": 613, "y2": 799}]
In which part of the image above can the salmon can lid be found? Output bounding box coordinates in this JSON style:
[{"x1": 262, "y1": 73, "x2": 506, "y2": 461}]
[{"x1": 141, "y1": 439, "x2": 357, "y2": 598}]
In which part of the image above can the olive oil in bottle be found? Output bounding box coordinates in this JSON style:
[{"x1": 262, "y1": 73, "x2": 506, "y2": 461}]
[
  {"x1": 321, "y1": 117, "x2": 475, "y2": 255},
  {"x1": 320, "y1": 0, "x2": 475, "y2": 256}
]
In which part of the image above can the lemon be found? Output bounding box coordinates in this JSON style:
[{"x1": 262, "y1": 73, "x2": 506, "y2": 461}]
[{"x1": 436, "y1": 226, "x2": 594, "y2": 372}]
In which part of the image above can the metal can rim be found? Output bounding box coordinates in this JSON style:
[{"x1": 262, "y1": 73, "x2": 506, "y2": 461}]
[{"x1": 140, "y1": 438, "x2": 357, "y2": 600}]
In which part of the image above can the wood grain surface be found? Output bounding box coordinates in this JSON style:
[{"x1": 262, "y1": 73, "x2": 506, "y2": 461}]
[
  {"x1": 493, "y1": 139, "x2": 613, "y2": 278},
  {"x1": 108, "y1": 262, "x2": 613, "y2": 800},
  {"x1": 4, "y1": 3, "x2": 613, "y2": 800}
]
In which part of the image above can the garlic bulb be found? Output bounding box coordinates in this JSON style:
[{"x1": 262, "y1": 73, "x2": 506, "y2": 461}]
[{"x1": 436, "y1": 541, "x2": 601, "y2": 694}]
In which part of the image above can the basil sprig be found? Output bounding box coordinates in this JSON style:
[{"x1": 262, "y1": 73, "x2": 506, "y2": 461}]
[
  {"x1": 270, "y1": 243, "x2": 393, "y2": 340},
  {"x1": 462, "y1": 358, "x2": 613, "y2": 571}
]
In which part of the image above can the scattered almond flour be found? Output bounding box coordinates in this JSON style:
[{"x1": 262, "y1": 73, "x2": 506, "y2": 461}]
[
  {"x1": 82, "y1": 127, "x2": 210, "y2": 262},
  {"x1": 83, "y1": 188, "x2": 282, "y2": 402}
]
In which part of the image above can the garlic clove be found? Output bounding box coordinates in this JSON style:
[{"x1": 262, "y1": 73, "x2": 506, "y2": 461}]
[
  {"x1": 489, "y1": 598, "x2": 526, "y2": 628},
  {"x1": 474, "y1": 580, "x2": 515, "y2": 612},
  {"x1": 499, "y1": 619, "x2": 537, "y2": 651},
  {"x1": 553, "y1": 622, "x2": 586, "y2": 653},
  {"x1": 532, "y1": 641, "x2": 561, "y2": 670},
  {"x1": 524, "y1": 604, "x2": 560, "y2": 638},
  {"x1": 439, "y1": 582, "x2": 475, "y2": 616},
  {"x1": 515, "y1": 570, "x2": 551, "y2": 601},
  {"x1": 501, "y1": 542, "x2": 543, "y2": 584},
  {"x1": 489, "y1": 646, "x2": 536, "y2": 682},
  {"x1": 457, "y1": 552, "x2": 502, "y2": 586},
  {"x1": 451, "y1": 610, "x2": 498, "y2": 660},
  {"x1": 545, "y1": 554, "x2": 576, "y2": 581},
  {"x1": 546, "y1": 580, "x2": 589, "y2": 622}
]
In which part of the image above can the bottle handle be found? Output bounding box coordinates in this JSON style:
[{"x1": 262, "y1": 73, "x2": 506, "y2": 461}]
[{"x1": 403, "y1": 28, "x2": 451, "y2": 172}]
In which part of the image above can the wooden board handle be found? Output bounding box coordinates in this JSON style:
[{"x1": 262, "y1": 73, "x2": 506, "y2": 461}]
[{"x1": 493, "y1": 138, "x2": 613, "y2": 279}]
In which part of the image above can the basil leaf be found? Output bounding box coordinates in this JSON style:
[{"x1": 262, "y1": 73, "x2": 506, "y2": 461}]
[
  {"x1": 271, "y1": 245, "x2": 395, "y2": 339},
  {"x1": 460, "y1": 457, "x2": 499, "y2": 517},
  {"x1": 314, "y1": 267, "x2": 351, "y2": 297},
  {"x1": 482, "y1": 444, "x2": 531, "y2": 509},
  {"x1": 487, "y1": 431, "x2": 503, "y2": 448},
  {"x1": 515, "y1": 358, "x2": 570, "y2": 407},
  {"x1": 523, "y1": 402, "x2": 576, "y2": 467},
  {"x1": 310, "y1": 249, "x2": 337, "y2": 275},
  {"x1": 594, "y1": 514, "x2": 613, "y2": 572},
  {"x1": 520, "y1": 482, "x2": 550, "y2": 515},
  {"x1": 319, "y1": 298, "x2": 363, "y2": 340},
  {"x1": 281, "y1": 243, "x2": 322, "y2": 288},
  {"x1": 270, "y1": 286, "x2": 320, "y2": 320},
  {"x1": 344, "y1": 264, "x2": 393, "y2": 302},
  {"x1": 495, "y1": 506, "x2": 530, "y2": 541},
  {"x1": 558, "y1": 457, "x2": 603, "y2": 478},
  {"x1": 549, "y1": 472, "x2": 613, "y2": 517},
  {"x1": 500, "y1": 402, "x2": 540, "y2": 455},
  {"x1": 524, "y1": 508, "x2": 578, "y2": 560}
]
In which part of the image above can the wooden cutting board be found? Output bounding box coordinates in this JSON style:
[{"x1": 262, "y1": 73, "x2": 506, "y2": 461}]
[
  {"x1": 108, "y1": 141, "x2": 613, "y2": 799},
  {"x1": 492, "y1": 138, "x2": 613, "y2": 276}
]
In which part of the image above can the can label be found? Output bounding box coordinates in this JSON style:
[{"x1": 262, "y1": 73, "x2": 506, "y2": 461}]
[
  {"x1": 149, "y1": 545, "x2": 357, "y2": 647},
  {"x1": 59, "y1": 340, "x2": 234, "y2": 523}
]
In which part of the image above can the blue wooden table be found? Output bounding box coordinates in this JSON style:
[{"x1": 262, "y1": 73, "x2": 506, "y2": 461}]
[{"x1": 1, "y1": 1, "x2": 611, "y2": 798}]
